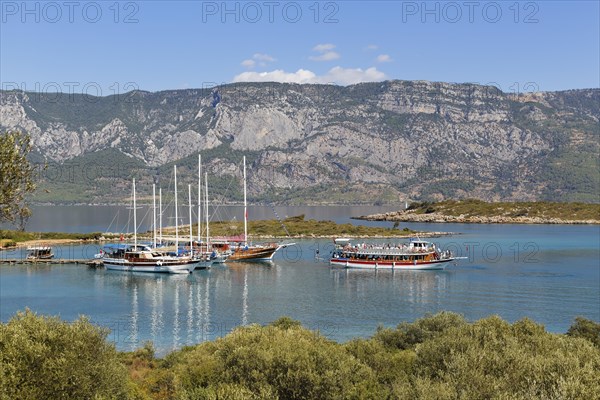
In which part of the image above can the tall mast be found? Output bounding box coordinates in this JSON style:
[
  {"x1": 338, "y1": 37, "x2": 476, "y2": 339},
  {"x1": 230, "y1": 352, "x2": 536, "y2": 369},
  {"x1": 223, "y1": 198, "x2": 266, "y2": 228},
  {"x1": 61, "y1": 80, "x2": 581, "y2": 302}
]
[
  {"x1": 188, "y1": 184, "x2": 193, "y2": 258},
  {"x1": 174, "y1": 165, "x2": 179, "y2": 253},
  {"x1": 198, "y1": 154, "x2": 202, "y2": 242},
  {"x1": 205, "y1": 172, "x2": 209, "y2": 247},
  {"x1": 159, "y1": 188, "x2": 162, "y2": 243},
  {"x1": 243, "y1": 156, "x2": 247, "y2": 246},
  {"x1": 133, "y1": 178, "x2": 137, "y2": 248},
  {"x1": 152, "y1": 184, "x2": 157, "y2": 248}
]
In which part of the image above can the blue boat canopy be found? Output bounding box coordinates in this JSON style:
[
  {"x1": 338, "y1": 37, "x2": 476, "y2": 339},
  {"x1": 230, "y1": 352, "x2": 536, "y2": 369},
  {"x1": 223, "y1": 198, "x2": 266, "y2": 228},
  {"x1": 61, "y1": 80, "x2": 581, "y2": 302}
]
[
  {"x1": 103, "y1": 244, "x2": 130, "y2": 250},
  {"x1": 102, "y1": 244, "x2": 151, "y2": 251}
]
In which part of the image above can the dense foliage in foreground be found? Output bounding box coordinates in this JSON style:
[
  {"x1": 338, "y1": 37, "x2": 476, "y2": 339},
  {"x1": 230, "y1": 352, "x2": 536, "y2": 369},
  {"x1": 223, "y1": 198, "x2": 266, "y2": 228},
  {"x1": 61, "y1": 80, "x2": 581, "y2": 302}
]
[{"x1": 1, "y1": 311, "x2": 599, "y2": 399}]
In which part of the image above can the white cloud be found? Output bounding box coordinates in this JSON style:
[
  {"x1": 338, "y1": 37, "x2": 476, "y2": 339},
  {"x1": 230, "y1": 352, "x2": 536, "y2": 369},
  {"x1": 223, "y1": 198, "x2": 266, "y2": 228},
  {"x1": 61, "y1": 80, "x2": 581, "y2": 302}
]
[
  {"x1": 233, "y1": 66, "x2": 387, "y2": 86},
  {"x1": 233, "y1": 69, "x2": 317, "y2": 84},
  {"x1": 253, "y1": 53, "x2": 275, "y2": 62},
  {"x1": 313, "y1": 43, "x2": 336, "y2": 52},
  {"x1": 376, "y1": 54, "x2": 392, "y2": 63},
  {"x1": 365, "y1": 44, "x2": 378, "y2": 50},
  {"x1": 241, "y1": 53, "x2": 276, "y2": 69},
  {"x1": 310, "y1": 44, "x2": 340, "y2": 62},
  {"x1": 309, "y1": 51, "x2": 340, "y2": 61},
  {"x1": 321, "y1": 66, "x2": 387, "y2": 85}
]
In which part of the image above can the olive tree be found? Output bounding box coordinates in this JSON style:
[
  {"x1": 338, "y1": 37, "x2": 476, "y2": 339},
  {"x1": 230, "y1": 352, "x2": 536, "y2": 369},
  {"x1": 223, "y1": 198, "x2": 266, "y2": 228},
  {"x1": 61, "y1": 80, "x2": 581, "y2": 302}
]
[{"x1": 0, "y1": 131, "x2": 37, "y2": 230}]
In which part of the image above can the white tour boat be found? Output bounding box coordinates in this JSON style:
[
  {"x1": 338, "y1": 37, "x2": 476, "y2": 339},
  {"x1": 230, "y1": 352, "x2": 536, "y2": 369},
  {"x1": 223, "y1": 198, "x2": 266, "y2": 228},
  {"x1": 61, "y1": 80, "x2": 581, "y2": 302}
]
[{"x1": 330, "y1": 238, "x2": 456, "y2": 270}]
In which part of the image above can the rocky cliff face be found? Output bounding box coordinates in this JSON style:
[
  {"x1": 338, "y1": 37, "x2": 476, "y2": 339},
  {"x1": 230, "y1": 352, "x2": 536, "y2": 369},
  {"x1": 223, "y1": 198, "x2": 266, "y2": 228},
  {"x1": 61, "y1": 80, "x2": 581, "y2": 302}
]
[{"x1": 1, "y1": 81, "x2": 598, "y2": 203}]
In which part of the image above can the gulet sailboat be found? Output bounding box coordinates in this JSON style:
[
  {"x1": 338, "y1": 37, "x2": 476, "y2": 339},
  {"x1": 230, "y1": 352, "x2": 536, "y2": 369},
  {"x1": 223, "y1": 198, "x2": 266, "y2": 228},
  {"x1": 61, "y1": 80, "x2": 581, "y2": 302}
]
[
  {"x1": 227, "y1": 156, "x2": 291, "y2": 262},
  {"x1": 102, "y1": 177, "x2": 209, "y2": 273}
]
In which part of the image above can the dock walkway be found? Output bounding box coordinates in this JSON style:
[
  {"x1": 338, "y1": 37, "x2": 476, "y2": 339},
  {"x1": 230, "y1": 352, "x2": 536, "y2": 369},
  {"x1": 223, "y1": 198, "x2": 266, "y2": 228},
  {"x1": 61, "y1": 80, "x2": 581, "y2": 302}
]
[{"x1": 0, "y1": 259, "x2": 103, "y2": 267}]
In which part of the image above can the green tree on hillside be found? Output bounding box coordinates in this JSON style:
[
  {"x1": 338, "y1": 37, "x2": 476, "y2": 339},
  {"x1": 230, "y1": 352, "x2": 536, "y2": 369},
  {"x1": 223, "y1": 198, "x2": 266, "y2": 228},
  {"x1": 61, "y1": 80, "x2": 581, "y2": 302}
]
[{"x1": 0, "y1": 131, "x2": 37, "y2": 230}]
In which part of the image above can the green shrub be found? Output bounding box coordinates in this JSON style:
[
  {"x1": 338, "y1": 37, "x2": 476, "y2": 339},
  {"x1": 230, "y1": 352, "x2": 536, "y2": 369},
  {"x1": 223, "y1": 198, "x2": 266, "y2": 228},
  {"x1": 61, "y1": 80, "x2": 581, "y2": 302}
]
[
  {"x1": 4, "y1": 311, "x2": 599, "y2": 400},
  {"x1": 373, "y1": 311, "x2": 466, "y2": 350},
  {"x1": 413, "y1": 316, "x2": 600, "y2": 399},
  {"x1": 0, "y1": 239, "x2": 16, "y2": 248},
  {"x1": 345, "y1": 338, "x2": 415, "y2": 388},
  {"x1": 172, "y1": 320, "x2": 386, "y2": 400},
  {"x1": 0, "y1": 309, "x2": 128, "y2": 400},
  {"x1": 567, "y1": 316, "x2": 600, "y2": 348}
]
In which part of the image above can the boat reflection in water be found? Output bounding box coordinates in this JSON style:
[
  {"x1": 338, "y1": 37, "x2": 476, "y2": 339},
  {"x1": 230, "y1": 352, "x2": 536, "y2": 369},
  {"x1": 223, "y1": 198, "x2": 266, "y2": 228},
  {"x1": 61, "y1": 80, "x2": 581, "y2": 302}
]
[
  {"x1": 98, "y1": 270, "x2": 219, "y2": 353},
  {"x1": 97, "y1": 261, "x2": 282, "y2": 354},
  {"x1": 330, "y1": 267, "x2": 449, "y2": 308}
]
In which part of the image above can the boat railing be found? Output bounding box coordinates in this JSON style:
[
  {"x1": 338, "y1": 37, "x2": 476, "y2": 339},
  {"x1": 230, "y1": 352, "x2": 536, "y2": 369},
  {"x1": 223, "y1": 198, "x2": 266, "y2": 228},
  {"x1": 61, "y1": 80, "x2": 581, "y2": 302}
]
[{"x1": 338, "y1": 247, "x2": 436, "y2": 255}]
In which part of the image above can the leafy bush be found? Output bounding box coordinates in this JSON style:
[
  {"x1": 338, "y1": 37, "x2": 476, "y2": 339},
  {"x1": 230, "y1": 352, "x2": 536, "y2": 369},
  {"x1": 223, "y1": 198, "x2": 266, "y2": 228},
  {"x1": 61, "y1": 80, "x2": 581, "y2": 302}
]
[
  {"x1": 0, "y1": 239, "x2": 16, "y2": 248},
  {"x1": 373, "y1": 311, "x2": 466, "y2": 350},
  {"x1": 567, "y1": 316, "x2": 600, "y2": 348},
  {"x1": 413, "y1": 316, "x2": 600, "y2": 399},
  {"x1": 171, "y1": 318, "x2": 386, "y2": 399},
  {"x1": 4, "y1": 311, "x2": 599, "y2": 399},
  {"x1": 0, "y1": 309, "x2": 128, "y2": 400}
]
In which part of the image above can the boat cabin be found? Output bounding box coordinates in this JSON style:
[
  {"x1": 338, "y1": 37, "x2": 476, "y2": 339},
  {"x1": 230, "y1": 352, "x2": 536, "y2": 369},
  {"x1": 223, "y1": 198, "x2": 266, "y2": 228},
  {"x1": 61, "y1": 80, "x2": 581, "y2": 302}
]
[
  {"x1": 408, "y1": 240, "x2": 434, "y2": 252},
  {"x1": 103, "y1": 244, "x2": 154, "y2": 259},
  {"x1": 26, "y1": 246, "x2": 54, "y2": 259}
]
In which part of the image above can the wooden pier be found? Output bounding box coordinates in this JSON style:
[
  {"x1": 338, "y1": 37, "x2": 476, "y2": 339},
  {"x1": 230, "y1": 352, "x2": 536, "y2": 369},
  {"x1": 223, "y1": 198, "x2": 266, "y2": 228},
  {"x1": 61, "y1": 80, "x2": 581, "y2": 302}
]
[{"x1": 0, "y1": 259, "x2": 103, "y2": 267}]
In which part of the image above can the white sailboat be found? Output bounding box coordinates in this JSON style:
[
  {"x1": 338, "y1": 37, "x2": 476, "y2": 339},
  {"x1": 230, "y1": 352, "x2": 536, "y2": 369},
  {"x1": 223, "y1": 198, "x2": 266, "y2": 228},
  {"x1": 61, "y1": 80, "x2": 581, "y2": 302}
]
[
  {"x1": 102, "y1": 177, "x2": 208, "y2": 273},
  {"x1": 192, "y1": 155, "x2": 231, "y2": 263}
]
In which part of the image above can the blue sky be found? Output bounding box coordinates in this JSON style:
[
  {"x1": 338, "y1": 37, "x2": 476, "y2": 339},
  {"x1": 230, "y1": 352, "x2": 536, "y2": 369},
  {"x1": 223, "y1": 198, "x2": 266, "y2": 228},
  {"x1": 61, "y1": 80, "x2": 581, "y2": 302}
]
[{"x1": 1, "y1": 1, "x2": 598, "y2": 94}]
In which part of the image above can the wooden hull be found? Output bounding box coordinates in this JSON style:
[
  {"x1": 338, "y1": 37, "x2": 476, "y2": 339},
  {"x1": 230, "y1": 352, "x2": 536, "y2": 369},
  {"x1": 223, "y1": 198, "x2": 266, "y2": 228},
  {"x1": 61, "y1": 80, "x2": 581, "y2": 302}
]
[
  {"x1": 227, "y1": 245, "x2": 280, "y2": 262},
  {"x1": 329, "y1": 258, "x2": 453, "y2": 270}
]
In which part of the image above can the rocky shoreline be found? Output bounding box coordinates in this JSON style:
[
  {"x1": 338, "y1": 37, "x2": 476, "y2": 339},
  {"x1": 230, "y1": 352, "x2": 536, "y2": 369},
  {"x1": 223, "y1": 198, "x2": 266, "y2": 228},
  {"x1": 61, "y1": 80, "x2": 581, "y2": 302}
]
[{"x1": 355, "y1": 210, "x2": 600, "y2": 225}]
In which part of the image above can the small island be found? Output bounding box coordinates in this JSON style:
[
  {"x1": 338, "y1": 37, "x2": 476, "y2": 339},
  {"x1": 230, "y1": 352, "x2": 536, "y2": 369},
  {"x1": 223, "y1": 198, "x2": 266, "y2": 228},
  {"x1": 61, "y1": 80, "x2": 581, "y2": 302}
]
[
  {"x1": 355, "y1": 200, "x2": 600, "y2": 224},
  {"x1": 0, "y1": 214, "x2": 453, "y2": 251},
  {"x1": 162, "y1": 214, "x2": 452, "y2": 239}
]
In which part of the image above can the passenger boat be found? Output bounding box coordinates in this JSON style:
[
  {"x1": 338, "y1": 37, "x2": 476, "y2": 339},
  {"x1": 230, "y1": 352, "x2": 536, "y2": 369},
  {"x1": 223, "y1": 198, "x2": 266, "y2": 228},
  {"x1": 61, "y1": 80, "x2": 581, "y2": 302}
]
[
  {"x1": 330, "y1": 238, "x2": 455, "y2": 270},
  {"x1": 26, "y1": 246, "x2": 54, "y2": 260}
]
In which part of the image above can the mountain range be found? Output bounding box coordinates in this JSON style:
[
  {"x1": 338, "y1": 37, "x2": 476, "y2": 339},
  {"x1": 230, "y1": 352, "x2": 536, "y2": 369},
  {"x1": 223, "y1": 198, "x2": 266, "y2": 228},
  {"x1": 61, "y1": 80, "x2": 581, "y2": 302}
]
[{"x1": 1, "y1": 80, "x2": 598, "y2": 204}]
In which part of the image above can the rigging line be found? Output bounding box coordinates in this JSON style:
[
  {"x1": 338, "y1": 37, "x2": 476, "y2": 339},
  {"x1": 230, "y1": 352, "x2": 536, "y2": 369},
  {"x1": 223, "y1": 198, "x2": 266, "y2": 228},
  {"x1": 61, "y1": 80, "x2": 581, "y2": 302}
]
[
  {"x1": 209, "y1": 169, "x2": 238, "y2": 223},
  {"x1": 137, "y1": 203, "x2": 153, "y2": 238},
  {"x1": 268, "y1": 203, "x2": 291, "y2": 237},
  {"x1": 246, "y1": 169, "x2": 292, "y2": 238},
  {"x1": 105, "y1": 208, "x2": 120, "y2": 235}
]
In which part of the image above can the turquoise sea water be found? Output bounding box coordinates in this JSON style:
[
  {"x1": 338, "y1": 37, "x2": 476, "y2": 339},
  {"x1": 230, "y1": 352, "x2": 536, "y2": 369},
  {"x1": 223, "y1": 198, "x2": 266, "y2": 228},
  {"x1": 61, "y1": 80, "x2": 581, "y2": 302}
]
[{"x1": 1, "y1": 207, "x2": 598, "y2": 355}]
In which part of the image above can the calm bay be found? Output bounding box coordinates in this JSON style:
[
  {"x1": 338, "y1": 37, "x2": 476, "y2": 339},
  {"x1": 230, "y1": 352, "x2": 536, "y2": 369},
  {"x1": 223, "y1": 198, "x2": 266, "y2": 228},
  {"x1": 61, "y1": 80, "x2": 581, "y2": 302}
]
[{"x1": 1, "y1": 206, "x2": 598, "y2": 355}]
